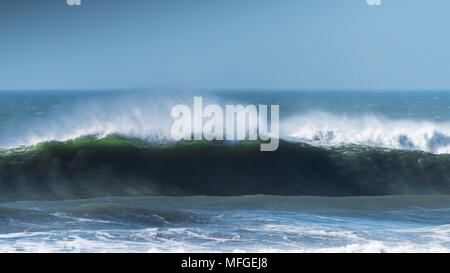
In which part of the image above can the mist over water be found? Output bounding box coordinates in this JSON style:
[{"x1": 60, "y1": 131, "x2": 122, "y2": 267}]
[{"x1": 3, "y1": 90, "x2": 450, "y2": 153}]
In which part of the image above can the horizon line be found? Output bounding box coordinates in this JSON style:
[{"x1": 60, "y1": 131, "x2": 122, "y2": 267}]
[{"x1": 1, "y1": 88, "x2": 450, "y2": 92}]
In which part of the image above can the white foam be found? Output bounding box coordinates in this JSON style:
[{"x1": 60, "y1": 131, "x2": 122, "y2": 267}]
[
  {"x1": 1, "y1": 223, "x2": 449, "y2": 253},
  {"x1": 282, "y1": 111, "x2": 450, "y2": 154}
]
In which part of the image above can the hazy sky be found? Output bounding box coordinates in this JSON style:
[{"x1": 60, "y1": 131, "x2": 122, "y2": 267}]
[{"x1": 0, "y1": 0, "x2": 449, "y2": 90}]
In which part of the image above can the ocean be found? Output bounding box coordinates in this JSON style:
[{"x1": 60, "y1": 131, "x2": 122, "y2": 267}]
[{"x1": 0, "y1": 90, "x2": 450, "y2": 252}]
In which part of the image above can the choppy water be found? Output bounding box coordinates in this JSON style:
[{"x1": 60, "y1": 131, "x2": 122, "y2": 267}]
[{"x1": 1, "y1": 196, "x2": 449, "y2": 253}]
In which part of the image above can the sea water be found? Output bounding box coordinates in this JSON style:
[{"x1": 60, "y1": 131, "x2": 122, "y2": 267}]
[{"x1": 0, "y1": 90, "x2": 449, "y2": 252}]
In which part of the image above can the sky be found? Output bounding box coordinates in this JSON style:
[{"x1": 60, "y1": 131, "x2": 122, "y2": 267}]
[{"x1": 0, "y1": 0, "x2": 449, "y2": 90}]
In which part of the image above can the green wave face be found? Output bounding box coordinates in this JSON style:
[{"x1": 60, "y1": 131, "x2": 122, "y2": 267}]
[{"x1": 1, "y1": 135, "x2": 450, "y2": 202}]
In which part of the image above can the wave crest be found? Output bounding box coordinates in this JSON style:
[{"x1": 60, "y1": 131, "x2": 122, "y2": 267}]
[{"x1": 3, "y1": 94, "x2": 450, "y2": 155}]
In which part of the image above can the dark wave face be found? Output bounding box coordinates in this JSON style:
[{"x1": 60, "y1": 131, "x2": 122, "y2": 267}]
[{"x1": 1, "y1": 135, "x2": 450, "y2": 202}]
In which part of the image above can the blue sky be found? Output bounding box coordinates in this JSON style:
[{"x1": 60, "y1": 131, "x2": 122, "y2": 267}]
[{"x1": 0, "y1": 0, "x2": 449, "y2": 90}]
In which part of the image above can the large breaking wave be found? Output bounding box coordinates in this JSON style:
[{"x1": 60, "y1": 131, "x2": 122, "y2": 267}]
[{"x1": 2, "y1": 93, "x2": 450, "y2": 201}]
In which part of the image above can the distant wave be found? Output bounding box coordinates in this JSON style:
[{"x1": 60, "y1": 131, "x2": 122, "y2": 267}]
[{"x1": 1, "y1": 136, "x2": 450, "y2": 202}]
